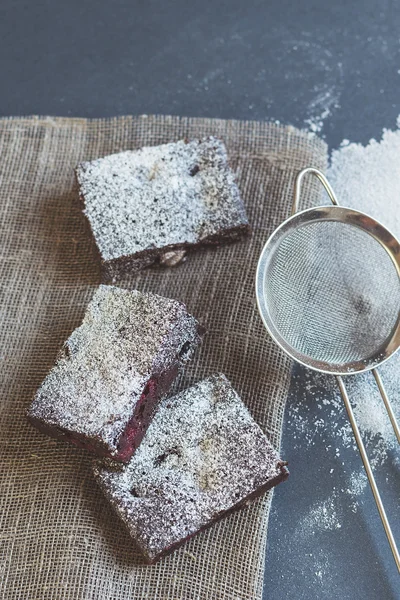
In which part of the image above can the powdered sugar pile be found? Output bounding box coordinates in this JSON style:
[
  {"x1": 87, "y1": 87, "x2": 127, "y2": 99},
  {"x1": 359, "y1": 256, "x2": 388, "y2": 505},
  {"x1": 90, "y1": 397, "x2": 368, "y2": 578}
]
[
  {"x1": 328, "y1": 122, "x2": 400, "y2": 238},
  {"x1": 288, "y1": 119, "x2": 400, "y2": 560}
]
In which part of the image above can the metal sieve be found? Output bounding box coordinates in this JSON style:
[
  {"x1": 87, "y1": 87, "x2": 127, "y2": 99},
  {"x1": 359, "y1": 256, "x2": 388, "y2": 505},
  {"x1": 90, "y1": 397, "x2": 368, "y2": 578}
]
[{"x1": 256, "y1": 167, "x2": 400, "y2": 570}]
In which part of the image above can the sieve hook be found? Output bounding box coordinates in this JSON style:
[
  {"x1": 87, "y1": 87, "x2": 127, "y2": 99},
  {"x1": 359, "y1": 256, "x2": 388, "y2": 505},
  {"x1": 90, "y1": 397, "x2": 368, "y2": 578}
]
[
  {"x1": 292, "y1": 167, "x2": 339, "y2": 214},
  {"x1": 294, "y1": 167, "x2": 400, "y2": 572}
]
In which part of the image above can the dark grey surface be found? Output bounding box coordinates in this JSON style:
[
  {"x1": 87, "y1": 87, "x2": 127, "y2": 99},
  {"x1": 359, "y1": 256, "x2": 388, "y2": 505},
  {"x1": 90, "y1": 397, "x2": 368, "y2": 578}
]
[
  {"x1": 1, "y1": 0, "x2": 399, "y2": 597},
  {"x1": 268, "y1": 364, "x2": 400, "y2": 600}
]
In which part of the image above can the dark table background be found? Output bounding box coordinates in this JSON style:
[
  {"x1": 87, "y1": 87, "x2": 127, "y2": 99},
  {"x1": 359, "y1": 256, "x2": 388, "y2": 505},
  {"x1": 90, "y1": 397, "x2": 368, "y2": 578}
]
[{"x1": 1, "y1": 1, "x2": 399, "y2": 598}]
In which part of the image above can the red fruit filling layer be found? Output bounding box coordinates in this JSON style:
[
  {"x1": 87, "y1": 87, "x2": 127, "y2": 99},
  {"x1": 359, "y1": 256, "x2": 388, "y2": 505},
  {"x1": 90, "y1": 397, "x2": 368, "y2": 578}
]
[{"x1": 115, "y1": 362, "x2": 180, "y2": 462}]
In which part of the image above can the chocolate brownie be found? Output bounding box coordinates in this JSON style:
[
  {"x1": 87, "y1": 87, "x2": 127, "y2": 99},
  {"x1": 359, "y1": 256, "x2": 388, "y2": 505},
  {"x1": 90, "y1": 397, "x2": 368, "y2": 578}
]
[
  {"x1": 93, "y1": 374, "x2": 289, "y2": 563},
  {"x1": 28, "y1": 285, "x2": 203, "y2": 461},
  {"x1": 75, "y1": 137, "x2": 250, "y2": 282}
]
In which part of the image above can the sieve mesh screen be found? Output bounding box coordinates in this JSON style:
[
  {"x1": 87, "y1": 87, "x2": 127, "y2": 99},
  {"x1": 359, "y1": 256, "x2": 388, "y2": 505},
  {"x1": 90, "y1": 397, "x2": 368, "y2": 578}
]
[{"x1": 264, "y1": 220, "x2": 400, "y2": 366}]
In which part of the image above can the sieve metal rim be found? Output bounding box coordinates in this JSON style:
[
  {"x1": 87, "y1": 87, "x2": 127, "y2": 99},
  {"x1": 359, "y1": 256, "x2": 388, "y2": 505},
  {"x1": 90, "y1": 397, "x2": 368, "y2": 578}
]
[{"x1": 256, "y1": 204, "x2": 400, "y2": 375}]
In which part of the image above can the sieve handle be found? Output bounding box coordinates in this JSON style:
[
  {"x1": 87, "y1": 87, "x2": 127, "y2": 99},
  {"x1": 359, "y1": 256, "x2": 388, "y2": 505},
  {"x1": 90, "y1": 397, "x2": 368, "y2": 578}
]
[
  {"x1": 292, "y1": 167, "x2": 339, "y2": 214},
  {"x1": 372, "y1": 369, "x2": 400, "y2": 444},
  {"x1": 337, "y1": 376, "x2": 400, "y2": 572}
]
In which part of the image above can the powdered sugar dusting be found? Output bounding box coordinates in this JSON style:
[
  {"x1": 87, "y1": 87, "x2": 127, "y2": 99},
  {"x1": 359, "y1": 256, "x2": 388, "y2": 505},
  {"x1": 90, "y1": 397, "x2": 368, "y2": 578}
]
[
  {"x1": 76, "y1": 137, "x2": 248, "y2": 263},
  {"x1": 289, "y1": 360, "x2": 399, "y2": 470},
  {"x1": 347, "y1": 471, "x2": 368, "y2": 497},
  {"x1": 297, "y1": 497, "x2": 342, "y2": 535},
  {"x1": 304, "y1": 85, "x2": 340, "y2": 134},
  {"x1": 29, "y1": 285, "x2": 202, "y2": 456},
  {"x1": 94, "y1": 374, "x2": 287, "y2": 562}
]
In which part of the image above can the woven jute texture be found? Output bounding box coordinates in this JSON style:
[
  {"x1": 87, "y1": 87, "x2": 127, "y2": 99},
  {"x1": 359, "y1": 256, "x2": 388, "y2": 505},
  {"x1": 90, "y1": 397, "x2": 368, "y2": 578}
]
[{"x1": 0, "y1": 115, "x2": 327, "y2": 600}]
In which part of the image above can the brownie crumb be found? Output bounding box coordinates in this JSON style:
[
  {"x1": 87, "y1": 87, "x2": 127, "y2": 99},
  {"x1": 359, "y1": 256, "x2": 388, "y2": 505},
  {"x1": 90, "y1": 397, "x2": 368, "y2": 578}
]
[{"x1": 189, "y1": 164, "x2": 200, "y2": 176}]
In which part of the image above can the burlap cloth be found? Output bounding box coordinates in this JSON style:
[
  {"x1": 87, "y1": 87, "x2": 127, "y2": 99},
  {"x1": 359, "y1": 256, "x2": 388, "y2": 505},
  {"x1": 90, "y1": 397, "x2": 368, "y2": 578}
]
[{"x1": 0, "y1": 115, "x2": 326, "y2": 600}]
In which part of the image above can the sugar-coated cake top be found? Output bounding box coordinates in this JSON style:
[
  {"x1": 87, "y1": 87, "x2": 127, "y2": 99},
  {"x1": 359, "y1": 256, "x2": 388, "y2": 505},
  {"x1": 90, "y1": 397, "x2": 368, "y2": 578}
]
[
  {"x1": 29, "y1": 286, "x2": 199, "y2": 449},
  {"x1": 94, "y1": 374, "x2": 285, "y2": 561},
  {"x1": 76, "y1": 137, "x2": 248, "y2": 261}
]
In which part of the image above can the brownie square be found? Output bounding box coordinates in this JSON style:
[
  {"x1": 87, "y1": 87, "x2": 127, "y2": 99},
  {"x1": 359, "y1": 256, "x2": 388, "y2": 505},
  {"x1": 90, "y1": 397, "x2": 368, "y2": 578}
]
[
  {"x1": 76, "y1": 137, "x2": 250, "y2": 281},
  {"x1": 93, "y1": 374, "x2": 289, "y2": 563},
  {"x1": 28, "y1": 285, "x2": 203, "y2": 461}
]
